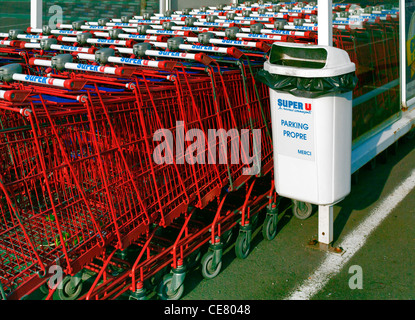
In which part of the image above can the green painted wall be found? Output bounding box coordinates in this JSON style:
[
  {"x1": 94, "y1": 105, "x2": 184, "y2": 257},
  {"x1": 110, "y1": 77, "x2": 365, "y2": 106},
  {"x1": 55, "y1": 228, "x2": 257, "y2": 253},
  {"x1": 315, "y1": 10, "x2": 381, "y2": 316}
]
[
  {"x1": 1, "y1": 0, "x2": 159, "y2": 32},
  {"x1": 1, "y1": 1, "x2": 31, "y2": 32}
]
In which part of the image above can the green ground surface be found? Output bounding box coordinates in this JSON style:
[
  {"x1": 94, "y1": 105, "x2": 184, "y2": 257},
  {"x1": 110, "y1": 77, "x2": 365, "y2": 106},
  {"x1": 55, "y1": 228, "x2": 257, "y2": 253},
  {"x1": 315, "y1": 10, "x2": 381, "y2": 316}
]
[{"x1": 1, "y1": 0, "x2": 158, "y2": 32}]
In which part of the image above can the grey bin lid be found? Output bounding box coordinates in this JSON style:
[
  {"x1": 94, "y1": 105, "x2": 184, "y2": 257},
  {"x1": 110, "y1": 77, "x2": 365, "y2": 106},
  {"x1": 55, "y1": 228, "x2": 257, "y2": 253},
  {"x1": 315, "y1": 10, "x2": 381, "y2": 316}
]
[{"x1": 264, "y1": 42, "x2": 355, "y2": 78}]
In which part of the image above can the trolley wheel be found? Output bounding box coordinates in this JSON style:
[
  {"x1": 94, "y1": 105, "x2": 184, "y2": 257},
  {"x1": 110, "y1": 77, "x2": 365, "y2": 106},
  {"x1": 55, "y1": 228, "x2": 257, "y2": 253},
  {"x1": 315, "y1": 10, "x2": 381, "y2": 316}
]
[
  {"x1": 221, "y1": 228, "x2": 234, "y2": 247},
  {"x1": 262, "y1": 214, "x2": 278, "y2": 241},
  {"x1": 145, "y1": 266, "x2": 168, "y2": 291},
  {"x1": 185, "y1": 248, "x2": 202, "y2": 270},
  {"x1": 201, "y1": 251, "x2": 222, "y2": 280},
  {"x1": 292, "y1": 200, "x2": 313, "y2": 220},
  {"x1": 235, "y1": 233, "x2": 250, "y2": 260},
  {"x1": 250, "y1": 213, "x2": 259, "y2": 230},
  {"x1": 157, "y1": 274, "x2": 184, "y2": 301},
  {"x1": 39, "y1": 282, "x2": 49, "y2": 295},
  {"x1": 57, "y1": 276, "x2": 83, "y2": 300}
]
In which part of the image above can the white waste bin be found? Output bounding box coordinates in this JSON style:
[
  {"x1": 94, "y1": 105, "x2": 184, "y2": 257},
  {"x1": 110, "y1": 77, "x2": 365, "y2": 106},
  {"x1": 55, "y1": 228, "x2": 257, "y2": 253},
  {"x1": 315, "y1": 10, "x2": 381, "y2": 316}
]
[{"x1": 258, "y1": 42, "x2": 356, "y2": 206}]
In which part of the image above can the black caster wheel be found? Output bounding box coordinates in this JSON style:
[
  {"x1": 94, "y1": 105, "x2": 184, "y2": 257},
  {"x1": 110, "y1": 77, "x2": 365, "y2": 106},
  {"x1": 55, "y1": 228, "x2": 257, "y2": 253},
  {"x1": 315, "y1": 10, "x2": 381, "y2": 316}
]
[
  {"x1": 185, "y1": 249, "x2": 202, "y2": 270},
  {"x1": 221, "y1": 228, "x2": 234, "y2": 247},
  {"x1": 57, "y1": 276, "x2": 83, "y2": 300},
  {"x1": 39, "y1": 282, "x2": 50, "y2": 295},
  {"x1": 201, "y1": 251, "x2": 222, "y2": 280},
  {"x1": 235, "y1": 232, "x2": 250, "y2": 259},
  {"x1": 250, "y1": 213, "x2": 260, "y2": 231},
  {"x1": 157, "y1": 274, "x2": 184, "y2": 301},
  {"x1": 262, "y1": 214, "x2": 278, "y2": 241},
  {"x1": 144, "y1": 266, "x2": 168, "y2": 291},
  {"x1": 292, "y1": 200, "x2": 313, "y2": 220}
]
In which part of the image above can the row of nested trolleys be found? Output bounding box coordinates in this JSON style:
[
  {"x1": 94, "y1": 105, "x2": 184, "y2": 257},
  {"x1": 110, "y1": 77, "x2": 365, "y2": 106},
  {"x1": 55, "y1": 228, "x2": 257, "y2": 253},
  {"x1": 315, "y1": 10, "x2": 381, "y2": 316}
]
[{"x1": 0, "y1": 1, "x2": 400, "y2": 300}]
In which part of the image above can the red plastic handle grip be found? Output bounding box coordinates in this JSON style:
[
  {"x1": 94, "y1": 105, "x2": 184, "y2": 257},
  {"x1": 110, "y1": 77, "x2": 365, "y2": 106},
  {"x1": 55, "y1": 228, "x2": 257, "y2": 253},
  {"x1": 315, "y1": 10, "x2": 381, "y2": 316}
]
[
  {"x1": 64, "y1": 79, "x2": 87, "y2": 90},
  {"x1": 2, "y1": 90, "x2": 31, "y2": 102}
]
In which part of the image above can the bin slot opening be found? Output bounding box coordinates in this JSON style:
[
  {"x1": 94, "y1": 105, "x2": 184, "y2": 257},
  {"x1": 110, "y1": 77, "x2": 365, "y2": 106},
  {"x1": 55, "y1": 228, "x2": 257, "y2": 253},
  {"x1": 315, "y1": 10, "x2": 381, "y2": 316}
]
[{"x1": 269, "y1": 46, "x2": 327, "y2": 69}]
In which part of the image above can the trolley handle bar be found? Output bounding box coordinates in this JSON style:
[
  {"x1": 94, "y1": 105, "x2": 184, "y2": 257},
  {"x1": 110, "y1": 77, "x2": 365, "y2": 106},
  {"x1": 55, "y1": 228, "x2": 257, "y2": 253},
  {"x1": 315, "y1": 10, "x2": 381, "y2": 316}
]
[
  {"x1": 151, "y1": 42, "x2": 243, "y2": 59},
  {"x1": 116, "y1": 47, "x2": 213, "y2": 66},
  {"x1": 27, "y1": 27, "x2": 84, "y2": 36},
  {"x1": 19, "y1": 42, "x2": 41, "y2": 49},
  {"x1": 91, "y1": 32, "x2": 165, "y2": 43},
  {"x1": 0, "y1": 40, "x2": 23, "y2": 48},
  {"x1": 16, "y1": 34, "x2": 54, "y2": 40},
  {"x1": 11, "y1": 73, "x2": 87, "y2": 90},
  {"x1": 242, "y1": 27, "x2": 316, "y2": 39},
  {"x1": 29, "y1": 58, "x2": 135, "y2": 77},
  {"x1": 186, "y1": 37, "x2": 271, "y2": 52},
  {"x1": 56, "y1": 36, "x2": 135, "y2": 48},
  {"x1": 44, "y1": 44, "x2": 97, "y2": 54},
  {"x1": 76, "y1": 53, "x2": 177, "y2": 71},
  {"x1": 213, "y1": 31, "x2": 291, "y2": 41},
  {"x1": 0, "y1": 89, "x2": 31, "y2": 102}
]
